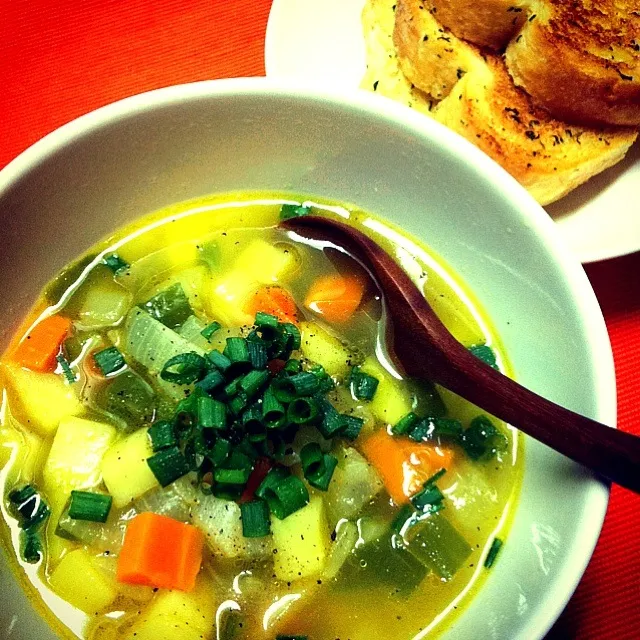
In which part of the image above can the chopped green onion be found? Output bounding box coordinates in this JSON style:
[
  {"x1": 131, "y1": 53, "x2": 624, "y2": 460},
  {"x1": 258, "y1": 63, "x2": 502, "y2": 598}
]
[
  {"x1": 148, "y1": 420, "x2": 177, "y2": 451},
  {"x1": 247, "y1": 340, "x2": 268, "y2": 369},
  {"x1": 393, "y1": 412, "x2": 419, "y2": 436},
  {"x1": 103, "y1": 253, "x2": 129, "y2": 274},
  {"x1": 262, "y1": 387, "x2": 286, "y2": 429},
  {"x1": 210, "y1": 438, "x2": 231, "y2": 466},
  {"x1": 240, "y1": 370, "x2": 270, "y2": 399},
  {"x1": 279, "y1": 203, "x2": 312, "y2": 220},
  {"x1": 240, "y1": 500, "x2": 271, "y2": 538},
  {"x1": 256, "y1": 468, "x2": 309, "y2": 519},
  {"x1": 228, "y1": 393, "x2": 248, "y2": 416},
  {"x1": 411, "y1": 468, "x2": 447, "y2": 512},
  {"x1": 142, "y1": 283, "x2": 193, "y2": 330},
  {"x1": 160, "y1": 351, "x2": 207, "y2": 385},
  {"x1": 283, "y1": 359, "x2": 302, "y2": 375},
  {"x1": 9, "y1": 485, "x2": 49, "y2": 530},
  {"x1": 300, "y1": 443, "x2": 338, "y2": 491},
  {"x1": 287, "y1": 397, "x2": 320, "y2": 425},
  {"x1": 197, "y1": 396, "x2": 226, "y2": 430},
  {"x1": 316, "y1": 396, "x2": 345, "y2": 439},
  {"x1": 308, "y1": 362, "x2": 334, "y2": 392},
  {"x1": 255, "y1": 311, "x2": 279, "y2": 329},
  {"x1": 213, "y1": 467, "x2": 252, "y2": 485},
  {"x1": 242, "y1": 405, "x2": 264, "y2": 434},
  {"x1": 223, "y1": 337, "x2": 252, "y2": 376},
  {"x1": 462, "y1": 416, "x2": 507, "y2": 461},
  {"x1": 147, "y1": 446, "x2": 190, "y2": 486},
  {"x1": 207, "y1": 349, "x2": 232, "y2": 373},
  {"x1": 200, "y1": 321, "x2": 222, "y2": 341},
  {"x1": 280, "y1": 322, "x2": 301, "y2": 351},
  {"x1": 195, "y1": 369, "x2": 225, "y2": 393},
  {"x1": 340, "y1": 414, "x2": 365, "y2": 441},
  {"x1": 469, "y1": 344, "x2": 499, "y2": 370},
  {"x1": 55, "y1": 354, "x2": 76, "y2": 383},
  {"x1": 68, "y1": 491, "x2": 112, "y2": 523},
  {"x1": 273, "y1": 372, "x2": 320, "y2": 402},
  {"x1": 20, "y1": 530, "x2": 43, "y2": 564},
  {"x1": 350, "y1": 366, "x2": 379, "y2": 401},
  {"x1": 484, "y1": 537, "x2": 503, "y2": 568},
  {"x1": 93, "y1": 346, "x2": 126, "y2": 376}
]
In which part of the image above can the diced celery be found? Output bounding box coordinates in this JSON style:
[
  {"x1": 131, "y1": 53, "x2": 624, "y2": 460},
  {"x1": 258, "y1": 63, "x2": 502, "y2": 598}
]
[
  {"x1": 101, "y1": 428, "x2": 159, "y2": 508},
  {"x1": 95, "y1": 370, "x2": 157, "y2": 430},
  {"x1": 48, "y1": 548, "x2": 118, "y2": 614},
  {"x1": 141, "y1": 265, "x2": 210, "y2": 316},
  {"x1": 271, "y1": 495, "x2": 329, "y2": 581},
  {"x1": 360, "y1": 357, "x2": 414, "y2": 425},
  {"x1": 298, "y1": 322, "x2": 360, "y2": 379},
  {"x1": 142, "y1": 283, "x2": 193, "y2": 330},
  {"x1": 404, "y1": 513, "x2": 472, "y2": 580},
  {"x1": 121, "y1": 574, "x2": 217, "y2": 640},
  {"x1": 1, "y1": 363, "x2": 83, "y2": 437}
]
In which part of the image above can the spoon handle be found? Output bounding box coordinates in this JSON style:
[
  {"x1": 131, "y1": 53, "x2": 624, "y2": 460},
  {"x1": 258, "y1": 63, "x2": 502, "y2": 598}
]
[{"x1": 283, "y1": 216, "x2": 640, "y2": 494}]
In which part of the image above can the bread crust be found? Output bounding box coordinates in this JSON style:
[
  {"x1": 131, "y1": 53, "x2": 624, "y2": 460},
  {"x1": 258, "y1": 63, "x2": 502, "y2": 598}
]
[
  {"x1": 362, "y1": 0, "x2": 637, "y2": 205},
  {"x1": 430, "y1": 0, "x2": 530, "y2": 50},
  {"x1": 505, "y1": 3, "x2": 640, "y2": 126}
]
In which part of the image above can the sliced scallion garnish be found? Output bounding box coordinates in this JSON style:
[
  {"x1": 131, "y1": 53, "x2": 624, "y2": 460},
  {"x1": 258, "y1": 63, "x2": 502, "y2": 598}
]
[
  {"x1": 160, "y1": 351, "x2": 207, "y2": 385},
  {"x1": 147, "y1": 446, "x2": 190, "y2": 486},
  {"x1": 68, "y1": 490, "x2": 112, "y2": 523},
  {"x1": 484, "y1": 537, "x2": 503, "y2": 569},
  {"x1": 93, "y1": 346, "x2": 126, "y2": 376},
  {"x1": 148, "y1": 420, "x2": 177, "y2": 451},
  {"x1": 350, "y1": 366, "x2": 379, "y2": 401},
  {"x1": 240, "y1": 499, "x2": 271, "y2": 538},
  {"x1": 103, "y1": 253, "x2": 129, "y2": 274},
  {"x1": 200, "y1": 321, "x2": 222, "y2": 341}
]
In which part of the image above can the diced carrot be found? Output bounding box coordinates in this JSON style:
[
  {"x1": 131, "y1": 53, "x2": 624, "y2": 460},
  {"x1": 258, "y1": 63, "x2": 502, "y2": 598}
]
[
  {"x1": 10, "y1": 315, "x2": 72, "y2": 373},
  {"x1": 304, "y1": 273, "x2": 365, "y2": 324},
  {"x1": 359, "y1": 429, "x2": 454, "y2": 505},
  {"x1": 117, "y1": 513, "x2": 204, "y2": 592},
  {"x1": 239, "y1": 457, "x2": 273, "y2": 503},
  {"x1": 245, "y1": 285, "x2": 299, "y2": 324}
]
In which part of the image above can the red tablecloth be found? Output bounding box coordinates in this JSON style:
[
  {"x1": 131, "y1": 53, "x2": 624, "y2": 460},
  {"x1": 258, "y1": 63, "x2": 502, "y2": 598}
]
[{"x1": 2, "y1": 2, "x2": 639, "y2": 638}]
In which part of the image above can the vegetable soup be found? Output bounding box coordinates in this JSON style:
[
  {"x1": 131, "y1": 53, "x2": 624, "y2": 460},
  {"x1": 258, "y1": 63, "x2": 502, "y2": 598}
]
[{"x1": 0, "y1": 193, "x2": 522, "y2": 639}]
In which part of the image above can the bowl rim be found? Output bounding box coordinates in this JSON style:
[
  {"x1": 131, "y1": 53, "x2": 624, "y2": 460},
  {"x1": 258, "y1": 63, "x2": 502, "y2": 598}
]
[{"x1": 0, "y1": 77, "x2": 614, "y2": 639}]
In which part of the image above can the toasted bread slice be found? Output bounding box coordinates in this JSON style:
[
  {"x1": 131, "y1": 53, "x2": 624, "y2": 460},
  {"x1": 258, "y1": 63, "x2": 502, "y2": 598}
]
[
  {"x1": 429, "y1": 0, "x2": 531, "y2": 50},
  {"x1": 361, "y1": 0, "x2": 637, "y2": 205},
  {"x1": 505, "y1": 1, "x2": 640, "y2": 126}
]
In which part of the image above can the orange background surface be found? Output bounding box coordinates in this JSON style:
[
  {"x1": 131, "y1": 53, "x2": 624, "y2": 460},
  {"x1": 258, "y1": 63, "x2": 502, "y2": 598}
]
[{"x1": 1, "y1": 1, "x2": 639, "y2": 638}]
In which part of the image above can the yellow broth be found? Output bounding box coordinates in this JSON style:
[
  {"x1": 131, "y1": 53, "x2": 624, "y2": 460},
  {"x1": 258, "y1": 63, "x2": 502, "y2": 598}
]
[{"x1": 0, "y1": 192, "x2": 522, "y2": 640}]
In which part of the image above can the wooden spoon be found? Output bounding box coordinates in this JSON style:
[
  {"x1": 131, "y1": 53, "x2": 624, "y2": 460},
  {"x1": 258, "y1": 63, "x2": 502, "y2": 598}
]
[{"x1": 282, "y1": 215, "x2": 640, "y2": 494}]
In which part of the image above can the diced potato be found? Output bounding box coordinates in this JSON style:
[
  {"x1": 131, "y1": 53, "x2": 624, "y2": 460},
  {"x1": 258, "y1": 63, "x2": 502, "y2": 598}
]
[
  {"x1": 76, "y1": 282, "x2": 132, "y2": 330},
  {"x1": 206, "y1": 269, "x2": 256, "y2": 326},
  {"x1": 101, "y1": 428, "x2": 159, "y2": 508},
  {"x1": 234, "y1": 239, "x2": 298, "y2": 284},
  {"x1": 121, "y1": 574, "x2": 217, "y2": 640},
  {"x1": 360, "y1": 356, "x2": 413, "y2": 426},
  {"x1": 325, "y1": 447, "x2": 383, "y2": 529},
  {"x1": 1, "y1": 363, "x2": 82, "y2": 437},
  {"x1": 43, "y1": 417, "x2": 117, "y2": 516},
  {"x1": 299, "y1": 322, "x2": 357, "y2": 379},
  {"x1": 271, "y1": 495, "x2": 329, "y2": 581},
  {"x1": 49, "y1": 549, "x2": 118, "y2": 614}
]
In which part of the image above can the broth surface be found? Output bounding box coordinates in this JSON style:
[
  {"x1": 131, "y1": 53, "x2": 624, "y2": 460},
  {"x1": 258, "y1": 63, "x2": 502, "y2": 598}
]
[{"x1": 0, "y1": 192, "x2": 522, "y2": 639}]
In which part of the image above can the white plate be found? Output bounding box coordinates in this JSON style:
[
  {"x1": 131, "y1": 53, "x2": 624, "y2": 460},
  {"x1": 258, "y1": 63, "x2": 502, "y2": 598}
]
[{"x1": 265, "y1": 0, "x2": 640, "y2": 263}]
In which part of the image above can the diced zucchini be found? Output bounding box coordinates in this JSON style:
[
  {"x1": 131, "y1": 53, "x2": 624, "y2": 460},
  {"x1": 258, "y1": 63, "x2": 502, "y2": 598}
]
[
  {"x1": 121, "y1": 574, "x2": 217, "y2": 640},
  {"x1": 101, "y1": 428, "x2": 159, "y2": 507},
  {"x1": 1, "y1": 363, "x2": 83, "y2": 437},
  {"x1": 75, "y1": 281, "x2": 132, "y2": 330},
  {"x1": 234, "y1": 239, "x2": 298, "y2": 284},
  {"x1": 360, "y1": 357, "x2": 413, "y2": 425},
  {"x1": 48, "y1": 548, "x2": 118, "y2": 614},
  {"x1": 325, "y1": 447, "x2": 383, "y2": 529},
  {"x1": 271, "y1": 495, "x2": 329, "y2": 581},
  {"x1": 299, "y1": 322, "x2": 358, "y2": 379}
]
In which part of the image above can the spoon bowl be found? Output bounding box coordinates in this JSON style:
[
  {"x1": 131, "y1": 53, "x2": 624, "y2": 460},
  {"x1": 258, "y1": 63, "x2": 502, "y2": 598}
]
[{"x1": 283, "y1": 215, "x2": 640, "y2": 494}]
